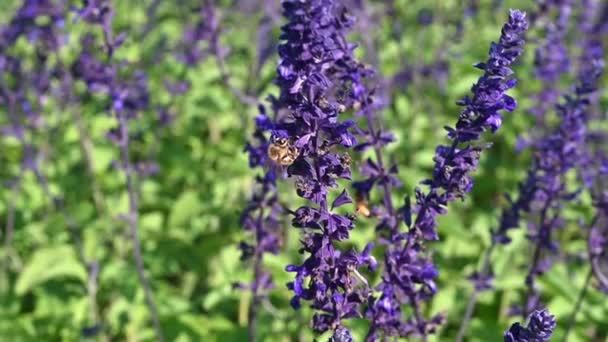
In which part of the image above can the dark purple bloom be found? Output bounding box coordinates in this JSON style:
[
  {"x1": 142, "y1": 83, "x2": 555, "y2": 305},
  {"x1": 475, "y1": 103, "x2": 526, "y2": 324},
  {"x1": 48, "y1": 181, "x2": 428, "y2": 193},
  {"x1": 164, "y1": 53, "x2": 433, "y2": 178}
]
[
  {"x1": 463, "y1": 23, "x2": 596, "y2": 329},
  {"x1": 329, "y1": 326, "x2": 354, "y2": 342},
  {"x1": 492, "y1": 176, "x2": 538, "y2": 245},
  {"x1": 504, "y1": 309, "x2": 556, "y2": 342},
  {"x1": 417, "y1": 8, "x2": 528, "y2": 241},
  {"x1": 67, "y1": 2, "x2": 166, "y2": 338},
  {"x1": 366, "y1": 9, "x2": 528, "y2": 340},
  {"x1": 269, "y1": 0, "x2": 376, "y2": 335}
]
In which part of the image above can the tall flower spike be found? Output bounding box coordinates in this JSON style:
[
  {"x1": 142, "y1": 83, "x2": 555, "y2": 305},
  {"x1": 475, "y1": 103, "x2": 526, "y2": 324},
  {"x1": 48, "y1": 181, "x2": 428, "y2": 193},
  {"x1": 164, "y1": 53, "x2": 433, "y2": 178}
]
[
  {"x1": 504, "y1": 308, "x2": 556, "y2": 342},
  {"x1": 457, "y1": 6, "x2": 571, "y2": 338},
  {"x1": 520, "y1": 46, "x2": 604, "y2": 317},
  {"x1": 459, "y1": 37, "x2": 604, "y2": 342},
  {"x1": 415, "y1": 8, "x2": 528, "y2": 239},
  {"x1": 368, "y1": 9, "x2": 528, "y2": 341},
  {"x1": 273, "y1": 0, "x2": 376, "y2": 335}
]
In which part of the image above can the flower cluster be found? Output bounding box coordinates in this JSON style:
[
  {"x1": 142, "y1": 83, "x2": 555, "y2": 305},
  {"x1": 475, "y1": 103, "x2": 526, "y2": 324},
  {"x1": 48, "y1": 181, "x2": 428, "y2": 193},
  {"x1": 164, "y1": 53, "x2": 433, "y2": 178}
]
[
  {"x1": 487, "y1": 0, "x2": 577, "y2": 252},
  {"x1": 504, "y1": 308, "x2": 556, "y2": 342},
  {"x1": 365, "y1": 10, "x2": 528, "y2": 340},
  {"x1": 269, "y1": 0, "x2": 377, "y2": 334}
]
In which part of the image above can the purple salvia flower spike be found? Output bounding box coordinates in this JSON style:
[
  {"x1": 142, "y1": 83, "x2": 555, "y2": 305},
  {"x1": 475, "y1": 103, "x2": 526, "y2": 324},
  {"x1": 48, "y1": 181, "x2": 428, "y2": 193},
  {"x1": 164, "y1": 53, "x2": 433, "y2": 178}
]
[
  {"x1": 368, "y1": 9, "x2": 528, "y2": 341},
  {"x1": 271, "y1": 0, "x2": 376, "y2": 336}
]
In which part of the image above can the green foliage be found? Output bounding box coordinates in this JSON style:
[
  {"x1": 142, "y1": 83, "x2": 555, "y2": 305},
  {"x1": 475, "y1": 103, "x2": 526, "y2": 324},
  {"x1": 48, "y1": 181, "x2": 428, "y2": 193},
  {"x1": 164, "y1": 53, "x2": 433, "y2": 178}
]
[{"x1": 15, "y1": 246, "x2": 87, "y2": 296}]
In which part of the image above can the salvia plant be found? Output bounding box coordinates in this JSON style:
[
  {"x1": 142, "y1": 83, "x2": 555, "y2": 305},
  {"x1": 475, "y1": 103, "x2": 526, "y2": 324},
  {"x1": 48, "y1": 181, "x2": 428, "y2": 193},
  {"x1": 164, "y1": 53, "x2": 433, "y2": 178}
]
[{"x1": 0, "y1": 0, "x2": 607, "y2": 341}]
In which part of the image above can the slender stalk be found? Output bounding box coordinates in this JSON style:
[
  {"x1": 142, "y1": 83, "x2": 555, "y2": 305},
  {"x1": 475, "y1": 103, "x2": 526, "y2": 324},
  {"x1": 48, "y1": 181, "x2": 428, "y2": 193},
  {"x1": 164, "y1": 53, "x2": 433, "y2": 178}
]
[
  {"x1": 247, "y1": 208, "x2": 265, "y2": 342},
  {"x1": 456, "y1": 243, "x2": 496, "y2": 342},
  {"x1": 364, "y1": 113, "x2": 396, "y2": 229},
  {"x1": 100, "y1": 8, "x2": 165, "y2": 336},
  {"x1": 118, "y1": 115, "x2": 164, "y2": 342},
  {"x1": 3, "y1": 182, "x2": 19, "y2": 272},
  {"x1": 411, "y1": 297, "x2": 429, "y2": 342},
  {"x1": 523, "y1": 206, "x2": 555, "y2": 318},
  {"x1": 73, "y1": 108, "x2": 106, "y2": 215},
  {"x1": 562, "y1": 269, "x2": 592, "y2": 341},
  {"x1": 587, "y1": 215, "x2": 608, "y2": 291},
  {"x1": 247, "y1": 253, "x2": 263, "y2": 342},
  {"x1": 32, "y1": 164, "x2": 109, "y2": 341}
]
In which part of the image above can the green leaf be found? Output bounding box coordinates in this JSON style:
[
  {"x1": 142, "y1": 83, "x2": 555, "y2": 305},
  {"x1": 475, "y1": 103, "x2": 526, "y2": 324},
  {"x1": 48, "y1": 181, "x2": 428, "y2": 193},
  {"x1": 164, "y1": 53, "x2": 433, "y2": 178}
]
[
  {"x1": 15, "y1": 246, "x2": 87, "y2": 295},
  {"x1": 169, "y1": 191, "x2": 201, "y2": 228},
  {"x1": 92, "y1": 146, "x2": 115, "y2": 173}
]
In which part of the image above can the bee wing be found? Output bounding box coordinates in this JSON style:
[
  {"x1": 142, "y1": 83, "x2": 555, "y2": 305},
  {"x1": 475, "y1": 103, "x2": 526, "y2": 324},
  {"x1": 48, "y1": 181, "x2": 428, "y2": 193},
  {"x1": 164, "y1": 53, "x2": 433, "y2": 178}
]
[{"x1": 263, "y1": 158, "x2": 288, "y2": 179}]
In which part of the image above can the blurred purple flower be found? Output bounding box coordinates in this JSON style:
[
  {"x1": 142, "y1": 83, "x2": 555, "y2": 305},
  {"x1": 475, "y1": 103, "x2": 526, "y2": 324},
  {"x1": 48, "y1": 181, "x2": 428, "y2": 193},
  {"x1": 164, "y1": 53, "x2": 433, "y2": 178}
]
[
  {"x1": 520, "y1": 1, "x2": 572, "y2": 150},
  {"x1": 176, "y1": 3, "x2": 227, "y2": 66},
  {"x1": 520, "y1": 50, "x2": 603, "y2": 314}
]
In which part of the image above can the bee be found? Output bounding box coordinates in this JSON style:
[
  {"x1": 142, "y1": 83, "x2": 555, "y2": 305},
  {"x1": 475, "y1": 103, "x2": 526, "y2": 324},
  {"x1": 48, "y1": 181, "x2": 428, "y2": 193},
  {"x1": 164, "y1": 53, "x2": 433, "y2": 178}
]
[
  {"x1": 267, "y1": 136, "x2": 299, "y2": 166},
  {"x1": 355, "y1": 192, "x2": 371, "y2": 217},
  {"x1": 316, "y1": 96, "x2": 330, "y2": 109},
  {"x1": 339, "y1": 153, "x2": 352, "y2": 168}
]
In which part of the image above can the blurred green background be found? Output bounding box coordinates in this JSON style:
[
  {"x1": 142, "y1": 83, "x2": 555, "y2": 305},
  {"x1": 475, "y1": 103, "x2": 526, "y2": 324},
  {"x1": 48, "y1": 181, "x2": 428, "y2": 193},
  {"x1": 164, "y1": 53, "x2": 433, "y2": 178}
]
[{"x1": 1, "y1": 0, "x2": 607, "y2": 341}]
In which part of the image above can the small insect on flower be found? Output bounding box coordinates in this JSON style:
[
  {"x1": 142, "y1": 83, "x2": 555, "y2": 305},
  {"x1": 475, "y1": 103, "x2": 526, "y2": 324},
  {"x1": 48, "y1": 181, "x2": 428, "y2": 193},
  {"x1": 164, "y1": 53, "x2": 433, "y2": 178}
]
[
  {"x1": 339, "y1": 153, "x2": 352, "y2": 168},
  {"x1": 267, "y1": 136, "x2": 299, "y2": 166},
  {"x1": 355, "y1": 192, "x2": 371, "y2": 217}
]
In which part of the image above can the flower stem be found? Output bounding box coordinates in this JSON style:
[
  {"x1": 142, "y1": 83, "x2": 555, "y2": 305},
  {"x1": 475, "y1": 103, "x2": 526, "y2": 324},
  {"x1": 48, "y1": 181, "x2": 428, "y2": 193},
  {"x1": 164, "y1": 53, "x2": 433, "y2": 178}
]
[
  {"x1": 364, "y1": 112, "x2": 395, "y2": 230},
  {"x1": 587, "y1": 214, "x2": 608, "y2": 290},
  {"x1": 118, "y1": 115, "x2": 165, "y2": 342},
  {"x1": 523, "y1": 206, "x2": 555, "y2": 318},
  {"x1": 456, "y1": 242, "x2": 496, "y2": 342},
  {"x1": 2, "y1": 182, "x2": 19, "y2": 273},
  {"x1": 73, "y1": 107, "x2": 107, "y2": 215},
  {"x1": 562, "y1": 269, "x2": 592, "y2": 342},
  {"x1": 248, "y1": 208, "x2": 265, "y2": 342}
]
